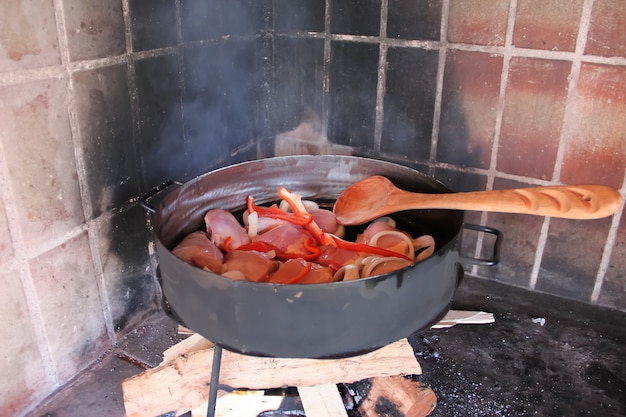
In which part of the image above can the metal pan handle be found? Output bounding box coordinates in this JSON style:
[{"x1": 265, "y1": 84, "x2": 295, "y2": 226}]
[
  {"x1": 459, "y1": 223, "x2": 502, "y2": 266},
  {"x1": 139, "y1": 180, "x2": 183, "y2": 213}
]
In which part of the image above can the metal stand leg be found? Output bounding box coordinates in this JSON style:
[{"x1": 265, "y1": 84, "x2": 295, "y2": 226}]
[{"x1": 206, "y1": 345, "x2": 223, "y2": 417}]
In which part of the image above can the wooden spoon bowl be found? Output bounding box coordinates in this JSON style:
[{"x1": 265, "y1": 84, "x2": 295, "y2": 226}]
[{"x1": 333, "y1": 176, "x2": 624, "y2": 225}]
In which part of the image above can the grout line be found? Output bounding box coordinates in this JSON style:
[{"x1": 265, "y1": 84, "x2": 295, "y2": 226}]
[
  {"x1": 373, "y1": 0, "x2": 389, "y2": 152},
  {"x1": 551, "y1": 0, "x2": 593, "y2": 183},
  {"x1": 0, "y1": 139, "x2": 59, "y2": 390},
  {"x1": 529, "y1": 217, "x2": 551, "y2": 290},
  {"x1": 320, "y1": 0, "x2": 332, "y2": 140},
  {"x1": 473, "y1": 0, "x2": 518, "y2": 272},
  {"x1": 428, "y1": 0, "x2": 449, "y2": 175},
  {"x1": 591, "y1": 171, "x2": 625, "y2": 303},
  {"x1": 53, "y1": 0, "x2": 117, "y2": 345}
]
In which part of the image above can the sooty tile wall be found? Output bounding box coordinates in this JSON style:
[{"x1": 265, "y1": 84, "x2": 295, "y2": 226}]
[{"x1": 1, "y1": 0, "x2": 625, "y2": 415}]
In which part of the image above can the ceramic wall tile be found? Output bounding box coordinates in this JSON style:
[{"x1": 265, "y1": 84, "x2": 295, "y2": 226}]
[
  {"x1": 381, "y1": 47, "x2": 439, "y2": 161},
  {"x1": 438, "y1": 50, "x2": 503, "y2": 169},
  {"x1": 273, "y1": 0, "x2": 325, "y2": 33},
  {"x1": 0, "y1": 204, "x2": 14, "y2": 265},
  {"x1": 447, "y1": 0, "x2": 509, "y2": 46},
  {"x1": 0, "y1": 79, "x2": 85, "y2": 251},
  {"x1": 63, "y1": 0, "x2": 126, "y2": 61},
  {"x1": 134, "y1": 54, "x2": 184, "y2": 189},
  {"x1": 513, "y1": 0, "x2": 583, "y2": 52},
  {"x1": 537, "y1": 217, "x2": 612, "y2": 302},
  {"x1": 0, "y1": 268, "x2": 49, "y2": 416},
  {"x1": 387, "y1": 0, "x2": 442, "y2": 40},
  {"x1": 129, "y1": 0, "x2": 178, "y2": 52},
  {"x1": 331, "y1": 0, "x2": 381, "y2": 36},
  {"x1": 560, "y1": 63, "x2": 626, "y2": 189},
  {"x1": 497, "y1": 58, "x2": 571, "y2": 180},
  {"x1": 92, "y1": 206, "x2": 158, "y2": 333},
  {"x1": 328, "y1": 41, "x2": 379, "y2": 148},
  {"x1": 0, "y1": 1, "x2": 60, "y2": 71},
  {"x1": 28, "y1": 232, "x2": 108, "y2": 382},
  {"x1": 598, "y1": 214, "x2": 626, "y2": 310},
  {"x1": 73, "y1": 64, "x2": 139, "y2": 219},
  {"x1": 585, "y1": 0, "x2": 626, "y2": 58}
]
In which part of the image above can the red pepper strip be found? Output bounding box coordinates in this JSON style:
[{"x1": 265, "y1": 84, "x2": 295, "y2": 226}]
[
  {"x1": 284, "y1": 261, "x2": 312, "y2": 284},
  {"x1": 223, "y1": 236, "x2": 233, "y2": 253},
  {"x1": 330, "y1": 235, "x2": 412, "y2": 261},
  {"x1": 236, "y1": 241, "x2": 321, "y2": 262},
  {"x1": 276, "y1": 187, "x2": 336, "y2": 247},
  {"x1": 303, "y1": 237, "x2": 322, "y2": 260},
  {"x1": 246, "y1": 196, "x2": 312, "y2": 226}
]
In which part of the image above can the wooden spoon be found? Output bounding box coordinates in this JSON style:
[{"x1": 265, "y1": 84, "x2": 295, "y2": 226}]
[{"x1": 333, "y1": 176, "x2": 624, "y2": 225}]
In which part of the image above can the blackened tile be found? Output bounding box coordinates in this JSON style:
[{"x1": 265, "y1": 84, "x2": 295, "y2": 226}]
[
  {"x1": 222, "y1": 0, "x2": 265, "y2": 37},
  {"x1": 387, "y1": 0, "x2": 442, "y2": 40},
  {"x1": 513, "y1": 0, "x2": 582, "y2": 52},
  {"x1": 598, "y1": 213, "x2": 626, "y2": 310},
  {"x1": 536, "y1": 217, "x2": 612, "y2": 302},
  {"x1": 330, "y1": 0, "x2": 381, "y2": 36},
  {"x1": 64, "y1": 0, "x2": 126, "y2": 61},
  {"x1": 180, "y1": 0, "x2": 222, "y2": 41},
  {"x1": 475, "y1": 178, "x2": 544, "y2": 287},
  {"x1": 433, "y1": 167, "x2": 487, "y2": 192},
  {"x1": 497, "y1": 57, "x2": 571, "y2": 180},
  {"x1": 220, "y1": 40, "x2": 262, "y2": 150},
  {"x1": 0, "y1": 1, "x2": 60, "y2": 71},
  {"x1": 381, "y1": 47, "x2": 438, "y2": 161},
  {"x1": 447, "y1": 0, "x2": 509, "y2": 46},
  {"x1": 73, "y1": 65, "x2": 138, "y2": 219},
  {"x1": 274, "y1": 0, "x2": 325, "y2": 33},
  {"x1": 270, "y1": 37, "x2": 325, "y2": 135},
  {"x1": 328, "y1": 41, "x2": 379, "y2": 148},
  {"x1": 438, "y1": 50, "x2": 502, "y2": 169},
  {"x1": 135, "y1": 54, "x2": 184, "y2": 189},
  {"x1": 129, "y1": 0, "x2": 178, "y2": 52},
  {"x1": 95, "y1": 205, "x2": 158, "y2": 333},
  {"x1": 585, "y1": 0, "x2": 626, "y2": 58},
  {"x1": 182, "y1": 40, "x2": 261, "y2": 179},
  {"x1": 560, "y1": 63, "x2": 626, "y2": 189}
]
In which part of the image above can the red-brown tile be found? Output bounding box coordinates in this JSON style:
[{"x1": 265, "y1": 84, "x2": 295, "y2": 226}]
[
  {"x1": 560, "y1": 63, "x2": 626, "y2": 189},
  {"x1": 497, "y1": 58, "x2": 571, "y2": 180},
  {"x1": 0, "y1": 1, "x2": 60, "y2": 71},
  {"x1": 438, "y1": 50, "x2": 503, "y2": 169},
  {"x1": 28, "y1": 232, "x2": 108, "y2": 382},
  {"x1": 475, "y1": 178, "x2": 544, "y2": 287},
  {"x1": 536, "y1": 217, "x2": 612, "y2": 302},
  {"x1": 0, "y1": 268, "x2": 50, "y2": 415},
  {"x1": 447, "y1": 0, "x2": 510, "y2": 46},
  {"x1": 0, "y1": 79, "x2": 85, "y2": 251},
  {"x1": 585, "y1": 0, "x2": 626, "y2": 58},
  {"x1": 598, "y1": 212, "x2": 626, "y2": 310},
  {"x1": 513, "y1": 0, "x2": 583, "y2": 52}
]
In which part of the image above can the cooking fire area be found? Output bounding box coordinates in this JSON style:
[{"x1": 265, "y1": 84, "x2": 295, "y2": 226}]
[{"x1": 2, "y1": 1, "x2": 626, "y2": 417}]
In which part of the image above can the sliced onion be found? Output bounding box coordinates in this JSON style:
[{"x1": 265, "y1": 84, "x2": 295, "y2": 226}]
[
  {"x1": 362, "y1": 256, "x2": 405, "y2": 277},
  {"x1": 278, "y1": 199, "x2": 319, "y2": 213},
  {"x1": 369, "y1": 230, "x2": 415, "y2": 260},
  {"x1": 413, "y1": 235, "x2": 435, "y2": 262},
  {"x1": 333, "y1": 264, "x2": 360, "y2": 281},
  {"x1": 247, "y1": 211, "x2": 259, "y2": 238},
  {"x1": 333, "y1": 224, "x2": 346, "y2": 239}
]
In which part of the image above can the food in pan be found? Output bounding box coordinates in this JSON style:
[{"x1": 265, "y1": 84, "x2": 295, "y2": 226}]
[{"x1": 172, "y1": 187, "x2": 434, "y2": 284}]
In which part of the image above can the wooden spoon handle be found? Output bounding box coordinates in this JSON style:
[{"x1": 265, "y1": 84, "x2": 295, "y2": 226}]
[{"x1": 389, "y1": 185, "x2": 623, "y2": 220}]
